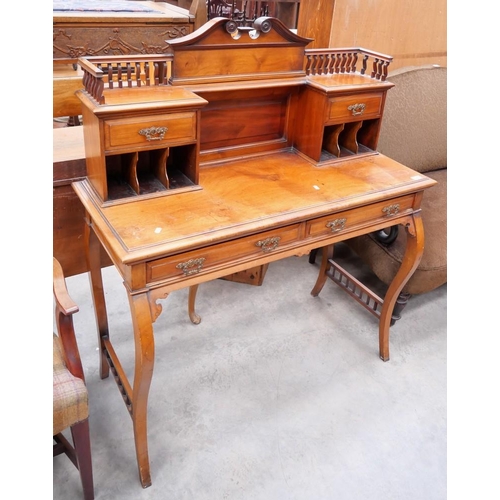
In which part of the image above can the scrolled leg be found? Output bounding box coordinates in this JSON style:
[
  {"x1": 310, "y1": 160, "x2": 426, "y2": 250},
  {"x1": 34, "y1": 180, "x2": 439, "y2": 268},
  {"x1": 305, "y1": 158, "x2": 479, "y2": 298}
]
[
  {"x1": 188, "y1": 285, "x2": 201, "y2": 324},
  {"x1": 311, "y1": 245, "x2": 334, "y2": 297},
  {"x1": 128, "y1": 292, "x2": 156, "y2": 488},
  {"x1": 379, "y1": 214, "x2": 424, "y2": 361}
]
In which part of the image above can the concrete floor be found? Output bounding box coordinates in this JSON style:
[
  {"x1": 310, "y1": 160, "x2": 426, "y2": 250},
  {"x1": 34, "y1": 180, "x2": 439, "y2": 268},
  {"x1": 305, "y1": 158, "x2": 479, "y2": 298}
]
[{"x1": 53, "y1": 244, "x2": 447, "y2": 500}]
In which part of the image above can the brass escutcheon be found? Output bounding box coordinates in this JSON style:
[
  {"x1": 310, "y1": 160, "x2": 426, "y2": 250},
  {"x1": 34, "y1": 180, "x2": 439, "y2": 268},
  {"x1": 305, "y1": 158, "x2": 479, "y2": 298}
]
[
  {"x1": 138, "y1": 126, "x2": 168, "y2": 141},
  {"x1": 347, "y1": 103, "x2": 366, "y2": 116},
  {"x1": 382, "y1": 204, "x2": 400, "y2": 216},
  {"x1": 176, "y1": 257, "x2": 206, "y2": 276},
  {"x1": 256, "y1": 236, "x2": 281, "y2": 253},
  {"x1": 326, "y1": 218, "x2": 347, "y2": 232}
]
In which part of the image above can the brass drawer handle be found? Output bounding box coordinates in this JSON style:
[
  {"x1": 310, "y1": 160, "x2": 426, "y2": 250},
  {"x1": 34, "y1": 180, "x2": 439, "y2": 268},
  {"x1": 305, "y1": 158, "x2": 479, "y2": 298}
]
[
  {"x1": 138, "y1": 126, "x2": 168, "y2": 141},
  {"x1": 382, "y1": 204, "x2": 400, "y2": 217},
  {"x1": 326, "y1": 218, "x2": 346, "y2": 232},
  {"x1": 256, "y1": 236, "x2": 281, "y2": 253},
  {"x1": 347, "y1": 103, "x2": 366, "y2": 116},
  {"x1": 176, "y1": 257, "x2": 205, "y2": 276}
]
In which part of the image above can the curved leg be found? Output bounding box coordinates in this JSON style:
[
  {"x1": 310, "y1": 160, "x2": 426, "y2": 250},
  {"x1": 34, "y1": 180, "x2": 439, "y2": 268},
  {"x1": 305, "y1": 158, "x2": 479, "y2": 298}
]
[
  {"x1": 188, "y1": 285, "x2": 201, "y2": 324},
  {"x1": 84, "y1": 216, "x2": 109, "y2": 380},
  {"x1": 379, "y1": 214, "x2": 425, "y2": 361},
  {"x1": 128, "y1": 292, "x2": 156, "y2": 488},
  {"x1": 311, "y1": 245, "x2": 334, "y2": 297}
]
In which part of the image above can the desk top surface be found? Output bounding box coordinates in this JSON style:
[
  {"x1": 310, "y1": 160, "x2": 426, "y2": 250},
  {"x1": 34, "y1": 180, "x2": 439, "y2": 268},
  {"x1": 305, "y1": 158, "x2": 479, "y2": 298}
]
[{"x1": 72, "y1": 149, "x2": 436, "y2": 264}]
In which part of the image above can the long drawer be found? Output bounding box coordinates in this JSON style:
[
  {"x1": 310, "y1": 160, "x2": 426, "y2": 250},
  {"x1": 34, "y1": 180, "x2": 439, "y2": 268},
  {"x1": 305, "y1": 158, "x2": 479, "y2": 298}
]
[
  {"x1": 147, "y1": 224, "x2": 300, "y2": 283},
  {"x1": 306, "y1": 195, "x2": 415, "y2": 238},
  {"x1": 104, "y1": 112, "x2": 197, "y2": 153}
]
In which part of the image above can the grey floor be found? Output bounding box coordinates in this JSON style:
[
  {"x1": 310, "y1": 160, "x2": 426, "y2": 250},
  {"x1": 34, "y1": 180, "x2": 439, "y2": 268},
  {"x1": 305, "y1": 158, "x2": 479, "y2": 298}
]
[{"x1": 53, "y1": 244, "x2": 447, "y2": 500}]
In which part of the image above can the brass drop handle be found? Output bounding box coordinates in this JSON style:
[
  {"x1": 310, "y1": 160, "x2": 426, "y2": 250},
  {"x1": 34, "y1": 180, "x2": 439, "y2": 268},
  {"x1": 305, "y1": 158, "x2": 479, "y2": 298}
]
[
  {"x1": 176, "y1": 257, "x2": 205, "y2": 276},
  {"x1": 326, "y1": 218, "x2": 346, "y2": 232},
  {"x1": 347, "y1": 103, "x2": 366, "y2": 116},
  {"x1": 256, "y1": 236, "x2": 281, "y2": 253},
  {"x1": 382, "y1": 204, "x2": 400, "y2": 217},
  {"x1": 138, "y1": 126, "x2": 168, "y2": 141}
]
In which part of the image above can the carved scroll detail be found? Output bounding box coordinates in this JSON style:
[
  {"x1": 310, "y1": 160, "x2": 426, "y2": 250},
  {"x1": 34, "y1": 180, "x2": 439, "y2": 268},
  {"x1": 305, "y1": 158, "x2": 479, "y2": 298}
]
[{"x1": 147, "y1": 288, "x2": 170, "y2": 323}]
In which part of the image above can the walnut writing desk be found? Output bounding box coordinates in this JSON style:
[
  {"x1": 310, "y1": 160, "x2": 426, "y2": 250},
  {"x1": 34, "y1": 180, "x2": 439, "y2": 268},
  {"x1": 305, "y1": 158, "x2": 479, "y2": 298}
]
[{"x1": 71, "y1": 18, "x2": 437, "y2": 488}]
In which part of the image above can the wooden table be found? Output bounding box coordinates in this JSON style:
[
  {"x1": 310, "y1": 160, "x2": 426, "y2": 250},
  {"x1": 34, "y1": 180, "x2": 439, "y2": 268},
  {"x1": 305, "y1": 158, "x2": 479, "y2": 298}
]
[
  {"x1": 73, "y1": 150, "x2": 435, "y2": 488},
  {"x1": 66, "y1": 17, "x2": 436, "y2": 489},
  {"x1": 53, "y1": 0, "x2": 194, "y2": 63}
]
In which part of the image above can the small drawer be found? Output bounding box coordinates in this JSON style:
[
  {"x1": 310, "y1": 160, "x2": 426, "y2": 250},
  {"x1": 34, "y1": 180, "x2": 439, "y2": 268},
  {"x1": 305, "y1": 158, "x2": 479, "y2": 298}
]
[
  {"x1": 306, "y1": 195, "x2": 415, "y2": 239},
  {"x1": 147, "y1": 224, "x2": 300, "y2": 283},
  {"x1": 326, "y1": 92, "x2": 383, "y2": 124},
  {"x1": 104, "y1": 112, "x2": 197, "y2": 152}
]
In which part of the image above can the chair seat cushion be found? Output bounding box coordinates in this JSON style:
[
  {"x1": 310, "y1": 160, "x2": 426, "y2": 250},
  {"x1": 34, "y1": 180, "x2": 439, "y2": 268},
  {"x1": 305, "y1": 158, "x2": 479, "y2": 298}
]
[
  {"x1": 345, "y1": 168, "x2": 446, "y2": 295},
  {"x1": 53, "y1": 334, "x2": 88, "y2": 435}
]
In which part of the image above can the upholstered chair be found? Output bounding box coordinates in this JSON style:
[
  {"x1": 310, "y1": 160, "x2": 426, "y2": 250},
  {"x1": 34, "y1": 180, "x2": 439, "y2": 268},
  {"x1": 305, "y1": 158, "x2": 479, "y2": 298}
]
[{"x1": 53, "y1": 257, "x2": 94, "y2": 500}]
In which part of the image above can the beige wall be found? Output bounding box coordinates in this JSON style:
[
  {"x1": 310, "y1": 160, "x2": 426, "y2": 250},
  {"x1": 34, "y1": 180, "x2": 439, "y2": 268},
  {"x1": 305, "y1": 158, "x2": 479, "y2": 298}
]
[{"x1": 298, "y1": 0, "x2": 447, "y2": 73}]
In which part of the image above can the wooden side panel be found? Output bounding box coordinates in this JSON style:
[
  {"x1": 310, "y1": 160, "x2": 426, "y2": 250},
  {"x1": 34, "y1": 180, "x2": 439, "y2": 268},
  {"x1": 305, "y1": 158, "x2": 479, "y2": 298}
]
[
  {"x1": 292, "y1": 87, "x2": 326, "y2": 161},
  {"x1": 197, "y1": 86, "x2": 298, "y2": 162},
  {"x1": 200, "y1": 96, "x2": 287, "y2": 150},
  {"x1": 53, "y1": 77, "x2": 84, "y2": 118},
  {"x1": 328, "y1": 0, "x2": 446, "y2": 71},
  {"x1": 172, "y1": 46, "x2": 305, "y2": 83},
  {"x1": 296, "y1": 0, "x2": 335, "y2": 49},
  {"x1": 53, "y1": 183, "x2": 113, "y2": 277},
  {"x1": 297, "y1": 0, "x2": 447, "y2": 71}
]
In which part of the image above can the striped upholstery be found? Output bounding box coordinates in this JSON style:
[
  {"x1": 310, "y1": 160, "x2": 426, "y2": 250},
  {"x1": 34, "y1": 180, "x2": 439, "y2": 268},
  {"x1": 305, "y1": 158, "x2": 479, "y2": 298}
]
[{"x1": 53, "y1": 333, "x2": 88, "y2": 435}]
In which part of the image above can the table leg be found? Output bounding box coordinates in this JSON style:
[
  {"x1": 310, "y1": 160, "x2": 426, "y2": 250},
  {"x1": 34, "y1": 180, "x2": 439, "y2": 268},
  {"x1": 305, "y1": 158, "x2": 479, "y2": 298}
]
[
  {"x1": 310, "y1": 245, "x2": 334, "y2": 296},
  {"x1": 85, "y1": 217, "x2": 110, "y2": 379},
  {"x1": 127, "y1": 292, "x2": 156, "y2": 488},
  {"x1": 379, "y1": 213, "x2": 425, "y2": 361},
  {"x1": 188, "y1": 284, "x2": 201, "y2": 324}
]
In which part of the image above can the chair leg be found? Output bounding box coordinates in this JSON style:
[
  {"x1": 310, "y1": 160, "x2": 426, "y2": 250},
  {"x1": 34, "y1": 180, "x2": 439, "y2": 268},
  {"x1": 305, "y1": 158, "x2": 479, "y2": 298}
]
[
  {"x1": 71, "y1": 420, "x2": 95, "y2": 500},
  {"x1": 391, "y1": 292, "x2": 412, "y2": 325},
  {"x1": 308, "y1": 248, "x2": 318, "y2": 264}
]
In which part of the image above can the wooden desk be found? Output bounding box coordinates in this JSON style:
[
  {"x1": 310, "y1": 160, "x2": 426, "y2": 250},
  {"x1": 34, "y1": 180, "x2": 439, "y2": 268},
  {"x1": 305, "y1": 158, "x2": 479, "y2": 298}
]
[
  {"x1": 67, "y1": 18, "x2": 436, "y2": 488},
  {"x1": 53, "y1": 0, "x2": 194, "y2": 63},
  {"x1": 74, "y1": 151, "x2": 435, "y2": 488}
]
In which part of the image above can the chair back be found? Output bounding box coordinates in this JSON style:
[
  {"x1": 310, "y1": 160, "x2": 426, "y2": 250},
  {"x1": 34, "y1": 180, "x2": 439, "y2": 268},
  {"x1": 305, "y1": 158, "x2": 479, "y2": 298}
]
[{"x1": 378, "y1": 66, "x2": 447, "y2": 173}]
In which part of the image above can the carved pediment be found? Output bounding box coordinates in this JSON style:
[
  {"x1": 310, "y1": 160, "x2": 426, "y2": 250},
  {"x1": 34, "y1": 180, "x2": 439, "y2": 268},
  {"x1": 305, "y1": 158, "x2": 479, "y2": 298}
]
[{"x1": 168, "y1": 17, "x2": 313, "y2": 85}]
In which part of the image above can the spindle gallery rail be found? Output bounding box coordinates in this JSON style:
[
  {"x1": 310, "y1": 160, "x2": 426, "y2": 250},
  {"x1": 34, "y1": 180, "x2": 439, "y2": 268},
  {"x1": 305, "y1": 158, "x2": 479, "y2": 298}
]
[
  {"x1": 304, "y1": 47, "x2": 393, "y2": 81},
  {"x1": 78, "y1": 55, "x2": 174, "y2": 104}
]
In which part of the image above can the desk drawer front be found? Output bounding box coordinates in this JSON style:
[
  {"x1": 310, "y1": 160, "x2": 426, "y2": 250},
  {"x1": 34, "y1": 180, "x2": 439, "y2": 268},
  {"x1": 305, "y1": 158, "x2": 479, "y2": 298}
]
[
  {"x1": 307, "y1": 195, "x2": 415, "y2": 238},
  {"x1": 147, "y1": 225, "x2": 300, "y2": 282},
  {"x1": 327, "y1": 93, "x2": 383, "y2": 124},
  {"x1": 104, "y1": 112, "x2": 197, "y2": 152}
]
